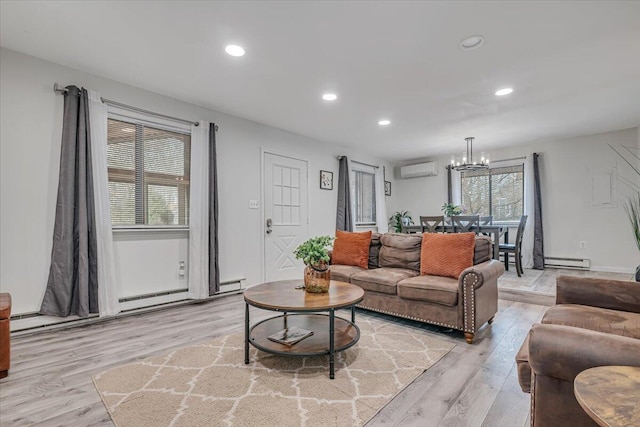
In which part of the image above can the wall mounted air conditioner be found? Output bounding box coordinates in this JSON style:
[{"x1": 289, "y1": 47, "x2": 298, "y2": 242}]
[{"x1": 400, "y1": 162, "x2": 438, "y2": 179}]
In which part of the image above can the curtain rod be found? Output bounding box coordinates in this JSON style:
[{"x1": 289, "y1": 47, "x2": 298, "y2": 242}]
[
  {"x1": 52, "y1": 83, "x2": 217, "y2": 130},
  {"x1": 336, "y1": 156, "x2": 379, "y2": 169},
  {"x1": 491, "y1": 156, "x2": 527, "y2": 163}
]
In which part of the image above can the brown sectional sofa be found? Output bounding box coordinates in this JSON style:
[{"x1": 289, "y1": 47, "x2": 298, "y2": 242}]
[
  {"x1": 516, "y1": 275, "x2": 640, "y2": 427},
  {"x1": 331, "y1": 232, "x2": 505, "y2": 344}
]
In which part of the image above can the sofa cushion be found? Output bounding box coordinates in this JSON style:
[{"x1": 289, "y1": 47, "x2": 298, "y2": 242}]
[
  {"x1": 474, "y1": 235, "x2": 492, "y2": 265},
  {"x1": 420, "y1": 232, "x2": 476, "y2": 279},
  {"x1": 397, "y1": 275, "x2": 458, "y2": 306},
  {"x1": 332, "y1": 230, "x2": 372, "y2": 269},
  {"x1": 351, "y1": 267, "x2": 418, "y2": 295},
  {"x1": 378, "y1": 233, "x2": 422, "y2": 272},
  {"x1": 330, "y1": 265, "x2": 365, "y2": 283},
  {"x1": 542, "y1": 304, "x2": 640, "y2": 340},
  {"x1": 369, "y1": 232, "x2": 382, "y2": 269}
]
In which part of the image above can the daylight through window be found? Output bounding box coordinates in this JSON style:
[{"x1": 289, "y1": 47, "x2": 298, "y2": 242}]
[
  {"x1": 354, "y1": 170, "x2": 376, "y2": 225},
  {"x1": 460, "y1": 164, "x2": 524, "y2": 222},
  {"x1": 107, "y1": 118, "x2": 191, "y2": 226}
]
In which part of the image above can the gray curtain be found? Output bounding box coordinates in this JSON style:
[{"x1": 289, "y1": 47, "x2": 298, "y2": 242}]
[
  {"x1": 40, "y1": 86, "x2": 98, "y2": 318},
  {"x1": 447, "y1": 165, "x2": 453, "y2": 204},
  {"x1": 336, "y1": 156, "x2": 353, "y2": 231},
  {"x1": 532, "y1": 153, "x2": 545, "y2": 269},
  {"x1": 208, "y1": 123, "x2": 220, "y2": 295}
]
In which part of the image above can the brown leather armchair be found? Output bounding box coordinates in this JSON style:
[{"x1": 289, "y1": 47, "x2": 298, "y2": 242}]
[
  {"x1": 517, "y1": 276, "x2": 640, "y2": 427},
  {"x1": 0, "y1": 293, "x2": 11, "y2": 379}
]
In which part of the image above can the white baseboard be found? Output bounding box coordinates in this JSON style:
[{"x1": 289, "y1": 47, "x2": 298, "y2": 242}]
[
  {"x1": 590, "y1": 266, "x2": 636, "y2": 274},
  {"x1": 119, "y1": 292, "x2": 190, "y2": 311}
]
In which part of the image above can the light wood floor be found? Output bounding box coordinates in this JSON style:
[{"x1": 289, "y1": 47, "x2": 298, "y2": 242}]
[{"x1": 0, "y1": 295, "x2": 547, "y2": 427}]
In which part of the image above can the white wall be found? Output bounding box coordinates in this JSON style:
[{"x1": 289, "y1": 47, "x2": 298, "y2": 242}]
[
  {"x1": 390, "y1": 127, "x2": 640, "y2": 273},
  {"x1": 0, "y1": 48, "x2": 394, "y2": 315}
]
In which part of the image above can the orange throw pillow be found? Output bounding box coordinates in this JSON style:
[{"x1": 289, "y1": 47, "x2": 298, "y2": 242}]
[
  {"x1": 332, "y1": 230, "x2": 372, "y2": 269},
  {"x1": 420, "y1": 233, "x2": 476, "y2": 279}
]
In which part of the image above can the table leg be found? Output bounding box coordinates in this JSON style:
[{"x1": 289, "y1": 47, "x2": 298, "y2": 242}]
[
  {"x1": 493, "y1": 229, "x2": 500, "y2": 260},
  {"x1": 244, "y1": 302, "x2": 250, "y2": 364},
  {"x1": 284, "y1": 311, "x2": 288, "y2": 329},
  {"x1": 351, "y1": 306, "x2": 355, "y2": 323},
  {"x1": 329, "y1": 308, "x2": 335, "y2": 379}
]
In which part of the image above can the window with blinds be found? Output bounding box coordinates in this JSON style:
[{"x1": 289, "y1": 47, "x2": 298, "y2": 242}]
[
  {"x1": 461, "y1": 164, "x2": 524, "y2": 221},
  {"x1": 354, "y1": 170, "x2": 376, "y2": 225},
  {"x1": 107, "y1": 118, "x2": 191, "y2": 226}
]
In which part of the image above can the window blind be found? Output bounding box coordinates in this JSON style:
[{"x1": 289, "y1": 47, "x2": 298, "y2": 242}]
[
  {"x1": 354, "y1": 170, "x2": 376, "y2": 224},
  {"x1": 107, "y1": 118, "x2": 191, "y2": 226}
]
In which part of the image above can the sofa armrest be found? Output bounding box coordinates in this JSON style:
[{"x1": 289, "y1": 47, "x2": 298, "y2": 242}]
[
  {"x1": 458, "y1": 259, "x2": 505, "y2": 291},
  {"x1": 556, "y1": 275, "x2": 640, "y2": 313},
  {"x1": 528, "y1": 323, "x2": 640, "y2": 383},
  {"x1": 458, "y1": 260, "x2": 504, "y2": 337}
]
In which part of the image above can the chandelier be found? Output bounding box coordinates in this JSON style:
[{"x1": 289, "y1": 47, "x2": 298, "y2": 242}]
[{"x1": 451, "y1": 137, "x2": 489, "y2": 171}]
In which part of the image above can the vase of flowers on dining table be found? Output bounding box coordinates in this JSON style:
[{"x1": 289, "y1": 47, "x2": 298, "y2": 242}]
[{"x1": 441, "y1": 203, "x2": 466, "y2": 221}]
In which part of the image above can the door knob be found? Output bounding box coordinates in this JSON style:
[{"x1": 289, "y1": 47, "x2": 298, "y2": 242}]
[{"x1": 266, "y1": 218, "x2": 272, "y2": 234}]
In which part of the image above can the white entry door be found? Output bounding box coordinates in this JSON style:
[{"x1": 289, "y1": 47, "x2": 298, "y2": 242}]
[{"x1": 263, "y1": 153, "x2": 309, "y2": 282}]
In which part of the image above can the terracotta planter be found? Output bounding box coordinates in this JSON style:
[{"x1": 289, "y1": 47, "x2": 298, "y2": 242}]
[{"x1": 304, "y1": 262, "x2": 330, "y2": 293}]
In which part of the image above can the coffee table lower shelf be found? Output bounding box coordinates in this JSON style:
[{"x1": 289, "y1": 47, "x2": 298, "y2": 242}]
[{"x1": 247, "y1": 313, "x2": 360, "y2": 377}]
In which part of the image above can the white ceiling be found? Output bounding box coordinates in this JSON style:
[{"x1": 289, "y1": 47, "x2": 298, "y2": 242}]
[{"x1": 1, "y1": 1, "x2": 640, "y2": 161}]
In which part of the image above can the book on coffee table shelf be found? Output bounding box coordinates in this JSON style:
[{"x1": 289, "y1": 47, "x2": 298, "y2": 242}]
[{"x1": 268, "y1": 327, "x2": 314, "y2": 346}]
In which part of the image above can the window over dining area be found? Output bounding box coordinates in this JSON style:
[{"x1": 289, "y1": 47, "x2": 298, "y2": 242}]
[{"x1": 461, "y1": 164, "x2": 524, "y2": 222}]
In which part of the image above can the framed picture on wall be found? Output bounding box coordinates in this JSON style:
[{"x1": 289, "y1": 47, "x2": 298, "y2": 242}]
[
  {"x1": 320, "y1": 170, "x2": 333, "y2": 190},
  {"x1": 385, "y1": 181, "x2": 391, "y2": 196}
]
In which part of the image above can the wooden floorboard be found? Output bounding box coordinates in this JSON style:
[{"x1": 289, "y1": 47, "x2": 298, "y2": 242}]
[
  {"x1": 0, "y1": 294, "x2": 545, "y2": 426},
  {"x1": 368, "y1": 300, "x2": 531, "y2": 427}
]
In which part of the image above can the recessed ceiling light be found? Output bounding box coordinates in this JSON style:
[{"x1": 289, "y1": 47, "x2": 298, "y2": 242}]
[
  {"x1": 225, "y1": 45, "x2": 245, "y2": 57},
  {"x1": 322, "y1": 93, "x2": 337, "y2": 101},
  {"x1": 459, "y1": 35, "x2": 485, "y2": 50},
  {"x1": 378, "y1": 119, "x2": 391, "y2": 126},
  {"x1": 495, "y1": 88, "x2": 514, "y2": 96}
]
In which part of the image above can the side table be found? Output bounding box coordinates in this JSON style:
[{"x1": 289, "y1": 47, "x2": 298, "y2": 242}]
[{"x1": 574, "y1": 365, "x2": 640, "y2": 427}]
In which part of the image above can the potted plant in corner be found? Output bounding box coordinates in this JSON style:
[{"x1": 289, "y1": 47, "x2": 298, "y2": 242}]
[
  {"x1": 294, "y1": 235, "x2": 334, "y2": 293},
  {"x1": 388, "y1": 211, "x2": 414, "y2": 233},
  {"x1": 624, "y1": 191, "x2": 640, "y2": 281}
]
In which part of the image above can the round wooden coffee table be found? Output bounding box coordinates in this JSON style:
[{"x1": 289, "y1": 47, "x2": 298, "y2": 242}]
[
  {"x1": 244, "y1": 280, "x2": 364, "y2": 379},
  {"x1": 574, "y1": 365, "x2": 640, "y2": 427}
]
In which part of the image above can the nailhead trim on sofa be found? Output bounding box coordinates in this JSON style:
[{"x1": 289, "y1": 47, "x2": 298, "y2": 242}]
[{"x1": 462, "y1": 272, "x2": 478, "y2": 333}]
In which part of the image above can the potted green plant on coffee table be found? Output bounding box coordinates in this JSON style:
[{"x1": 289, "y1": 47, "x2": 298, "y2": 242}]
[{"x1": 294, "y1": 235, "x2": 334, "y2": 292}]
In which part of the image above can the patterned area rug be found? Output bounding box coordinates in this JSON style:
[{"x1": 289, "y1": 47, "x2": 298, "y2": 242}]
[{"x1": 93, "y1": 316, "x2": 454, "y2": 426}]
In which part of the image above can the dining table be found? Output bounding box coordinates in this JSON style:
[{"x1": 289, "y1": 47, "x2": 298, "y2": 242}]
[{"x1": 401, "y1": 223, "x2": 509, "y2": 261}]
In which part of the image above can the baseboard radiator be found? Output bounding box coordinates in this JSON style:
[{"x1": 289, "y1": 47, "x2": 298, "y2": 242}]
[{"x1": 544, "y1": 257, "x2": 591, "y2": 270}]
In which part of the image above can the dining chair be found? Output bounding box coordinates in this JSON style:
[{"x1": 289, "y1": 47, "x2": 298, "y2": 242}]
[
  {"x1": 499, "y1": 215, "x2": 528, "y2": 277},
  {"x1": 479, "y1": 216, "x2": 493, "y2": 226},
  {"x1": 451, "y1": 215, "x2": 480, "y2": 233},
  {"x1": 419, "y1": 216, "x2": 444, "y2": 233},
  {"x1": 478, "y1": 215, "x2": 494, "y2": 237}
]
